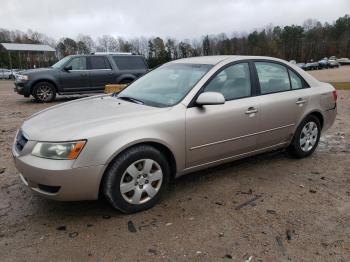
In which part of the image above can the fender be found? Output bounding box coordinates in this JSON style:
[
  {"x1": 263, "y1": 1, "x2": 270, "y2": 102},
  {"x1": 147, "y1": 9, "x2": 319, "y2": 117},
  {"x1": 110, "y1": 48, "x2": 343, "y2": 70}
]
[
  {"x1": 116, "y1": 74, "x2": 136, "y2": 83},
  {"x1": 30, "y1": 76, "x2": 60, "y2": 93}
]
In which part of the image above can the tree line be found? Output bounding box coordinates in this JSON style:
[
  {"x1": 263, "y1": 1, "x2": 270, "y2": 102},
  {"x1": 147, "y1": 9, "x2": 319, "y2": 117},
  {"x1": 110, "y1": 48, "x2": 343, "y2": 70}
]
[{"x1": 0, "y1": 14, "x2": 349, "y2": 69}]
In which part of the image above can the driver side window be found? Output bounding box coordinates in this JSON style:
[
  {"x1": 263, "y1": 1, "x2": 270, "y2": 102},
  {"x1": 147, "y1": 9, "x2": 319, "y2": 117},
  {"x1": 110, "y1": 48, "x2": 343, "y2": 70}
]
[
  {"x1": 66, "y1": 57, "x2": 87, "y2": 70},
  {"x1": 204, "y1": 63, "x2": 251, "y2": 101}
]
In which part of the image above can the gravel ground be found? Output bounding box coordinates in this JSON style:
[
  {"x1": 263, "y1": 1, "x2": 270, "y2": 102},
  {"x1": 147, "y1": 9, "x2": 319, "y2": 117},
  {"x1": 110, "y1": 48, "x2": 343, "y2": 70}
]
[{"x1": 0, "y1": 68, "x2": 350, "y2": 261}]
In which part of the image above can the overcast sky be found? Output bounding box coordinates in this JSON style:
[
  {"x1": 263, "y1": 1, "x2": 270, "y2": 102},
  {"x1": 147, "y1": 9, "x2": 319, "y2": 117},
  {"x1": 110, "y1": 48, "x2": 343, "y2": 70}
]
[{"x1": 0, "y1": 0, "x2": 348, "y2": 40}]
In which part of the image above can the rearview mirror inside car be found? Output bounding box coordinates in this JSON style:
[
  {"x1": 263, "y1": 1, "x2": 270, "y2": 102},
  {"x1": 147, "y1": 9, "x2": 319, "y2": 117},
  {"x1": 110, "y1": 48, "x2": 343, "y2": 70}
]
[{"x1": 196, "y1": 92, "x2": 225, "y2": 106}]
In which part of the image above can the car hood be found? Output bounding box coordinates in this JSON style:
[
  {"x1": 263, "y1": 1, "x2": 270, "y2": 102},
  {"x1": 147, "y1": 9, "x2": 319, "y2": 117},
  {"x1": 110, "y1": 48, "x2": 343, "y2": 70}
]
[{"x1": 21, "y1": 95, "x2": 170, "y2": 141}]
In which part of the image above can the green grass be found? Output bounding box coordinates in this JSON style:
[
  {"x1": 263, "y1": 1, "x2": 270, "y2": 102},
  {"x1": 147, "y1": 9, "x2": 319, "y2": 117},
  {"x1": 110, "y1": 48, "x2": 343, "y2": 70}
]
[{"x1": 330, "y1": 82, "x2": 350, "y2": 90}]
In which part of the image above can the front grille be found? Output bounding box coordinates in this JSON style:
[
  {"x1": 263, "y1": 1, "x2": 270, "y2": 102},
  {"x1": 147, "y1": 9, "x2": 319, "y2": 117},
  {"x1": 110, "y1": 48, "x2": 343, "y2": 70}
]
[{"x1": 15, "y1": 130, "x2": 28, "y2": 152}]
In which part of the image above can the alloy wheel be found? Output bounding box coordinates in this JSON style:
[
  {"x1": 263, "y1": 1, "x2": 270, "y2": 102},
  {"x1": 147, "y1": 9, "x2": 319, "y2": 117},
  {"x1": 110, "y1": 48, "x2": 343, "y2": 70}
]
[
  {"x1": 36, "y1": 85, "x2": 53, "y2": 102},
  {"x1": 299, "y1": 121, "x2": 318, "y2": 152}
]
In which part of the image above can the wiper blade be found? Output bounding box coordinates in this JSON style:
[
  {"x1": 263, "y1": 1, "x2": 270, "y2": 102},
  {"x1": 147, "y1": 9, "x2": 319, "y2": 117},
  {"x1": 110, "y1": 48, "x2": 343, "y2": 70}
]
[{"x1": 118, "y1": 96, "x2": 144, "y2": 105}]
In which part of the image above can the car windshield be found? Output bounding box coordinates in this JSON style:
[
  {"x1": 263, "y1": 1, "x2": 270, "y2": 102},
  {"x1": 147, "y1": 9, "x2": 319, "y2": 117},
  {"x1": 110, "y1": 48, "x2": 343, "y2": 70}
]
[
  {"x1": 51, "y1": 56, "x2": 71, "y2": 69},
  {"x1": 117, "y1": 63, "x2": 212, "y2": 107}
]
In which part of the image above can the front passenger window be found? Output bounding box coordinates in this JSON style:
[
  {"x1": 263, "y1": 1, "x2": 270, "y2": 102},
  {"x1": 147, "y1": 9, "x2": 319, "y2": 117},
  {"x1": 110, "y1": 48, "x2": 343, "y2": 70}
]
[
  {"x1": 66, "y1": 57, "x2": 87, "y2": 70},
  {"x1": 204, "y1": 63, "x2": 251, "y2": 101}
]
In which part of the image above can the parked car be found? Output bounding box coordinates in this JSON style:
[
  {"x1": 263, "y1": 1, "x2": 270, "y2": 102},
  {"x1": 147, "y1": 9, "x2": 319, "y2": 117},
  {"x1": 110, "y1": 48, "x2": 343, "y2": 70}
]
[
  {"x1": 337, "y1": 57, "x2": 350, "y2": 65},
  {"x1": 318, "y1": 58, "x2": 330, "y2": 69},
  {"x1": 328, "y1": 58, "x2": 340, "y2": 68},
  {"x1": 10, "y1": 69, "x2": 20, "y2": 79},
  {"x1": 305, "y1": 60, "x2": 319, "y2": 70},
  {"x1": 0, "y1": 68, "x2": 12, "y2": 79},
  {"x1": 296, "y1": 63, "x2": 307, "y2": 70},
  {"x1": 14, "y1": 53, "x2": 148, "y2": 102},
  {"x1": 12, "y1": 56, "x2": 337, "y2": 213}
]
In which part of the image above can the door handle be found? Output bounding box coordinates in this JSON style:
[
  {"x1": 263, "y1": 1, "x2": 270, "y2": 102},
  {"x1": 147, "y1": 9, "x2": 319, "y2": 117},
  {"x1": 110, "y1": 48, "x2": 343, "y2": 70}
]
[
  {"x1": 245, "y1": 107, "x2": 258, "y2": 115},
  {"x1": 296, "y1": 98, "x2": 306, "y2": 105}
]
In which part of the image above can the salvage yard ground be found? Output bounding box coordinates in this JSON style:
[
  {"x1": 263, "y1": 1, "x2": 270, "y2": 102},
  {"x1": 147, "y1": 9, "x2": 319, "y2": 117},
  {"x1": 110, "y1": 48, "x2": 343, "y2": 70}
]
[{"x1": 0, "y1": 67, "x2": 350, "y2": 261}]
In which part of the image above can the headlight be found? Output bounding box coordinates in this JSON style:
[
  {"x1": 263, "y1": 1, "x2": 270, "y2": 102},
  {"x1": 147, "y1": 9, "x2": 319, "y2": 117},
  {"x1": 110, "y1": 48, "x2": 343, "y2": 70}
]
[
  {"x1": 16, "y1": 74, "x2": 29, "y2": 81},
  {"x1": 32, "y1": 140, "x2": 86, "y2": 160}
]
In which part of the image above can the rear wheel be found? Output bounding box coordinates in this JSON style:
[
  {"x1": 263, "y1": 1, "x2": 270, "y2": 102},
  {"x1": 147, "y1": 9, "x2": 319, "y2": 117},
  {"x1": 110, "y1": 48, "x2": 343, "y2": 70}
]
[
  {"x1": 103, "y1": 145, "x2": 170, "y2": 213},
  {"x1": 287, "y1": 115, "x2": 321, "y2": 158},
  {"x1": 120, "y1": 78, "x2": 133, "y2": 85},
  {"x1": 32, "y1": 82, "x2": 56, "y2": 102}
]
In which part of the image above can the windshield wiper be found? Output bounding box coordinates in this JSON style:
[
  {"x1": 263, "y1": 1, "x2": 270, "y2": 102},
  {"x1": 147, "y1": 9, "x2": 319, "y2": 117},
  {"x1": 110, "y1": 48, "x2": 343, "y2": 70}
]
[{"x1": 118, "y1": 96, "x2": 144, "y2": 105}]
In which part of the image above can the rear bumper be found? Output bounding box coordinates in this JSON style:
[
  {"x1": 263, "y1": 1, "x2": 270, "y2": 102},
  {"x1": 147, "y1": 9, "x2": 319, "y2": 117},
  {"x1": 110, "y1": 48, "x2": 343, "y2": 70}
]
[{"x1": 12, "y1": 145, "x2": 105, "y2": 201}]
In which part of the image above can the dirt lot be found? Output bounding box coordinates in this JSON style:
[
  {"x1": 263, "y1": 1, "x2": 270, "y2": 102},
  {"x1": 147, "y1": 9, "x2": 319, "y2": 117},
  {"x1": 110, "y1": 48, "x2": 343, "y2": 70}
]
[
  {"x1": 308, "y1": 65, "x2": 350, "y2": 82},
  {"x1": 0, "y1": 67, "x2": 350, "y2": 261}
]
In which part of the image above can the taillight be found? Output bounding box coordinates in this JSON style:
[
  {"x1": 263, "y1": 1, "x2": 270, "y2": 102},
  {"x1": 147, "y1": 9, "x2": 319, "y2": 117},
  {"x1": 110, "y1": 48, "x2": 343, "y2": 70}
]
[{"x1": 332, "y1": 90, "x2": 337, "y2": 102}]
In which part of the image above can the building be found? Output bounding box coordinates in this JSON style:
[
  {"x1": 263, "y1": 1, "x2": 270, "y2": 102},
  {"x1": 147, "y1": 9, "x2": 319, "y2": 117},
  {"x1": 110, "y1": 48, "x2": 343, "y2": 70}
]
[{"x1": 0, "y1": 43, "x2": 56, "y2": 69}]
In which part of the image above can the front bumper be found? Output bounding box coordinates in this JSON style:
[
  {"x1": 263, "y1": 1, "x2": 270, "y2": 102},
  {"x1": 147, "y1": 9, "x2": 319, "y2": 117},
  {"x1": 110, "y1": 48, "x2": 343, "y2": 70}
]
[
  {"x1": 14, "y1": 80, "x2": 31, "y2": 97},
  {"x1": 12, "y1": 145, "x2": 106, "y2": 201}
]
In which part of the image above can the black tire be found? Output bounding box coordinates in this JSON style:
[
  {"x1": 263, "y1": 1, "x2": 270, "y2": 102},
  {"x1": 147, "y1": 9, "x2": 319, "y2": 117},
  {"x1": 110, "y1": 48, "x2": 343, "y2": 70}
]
[
  {"x1": 32, "y1": 82, "x2": 56, "y2": 103},
  {"x1": 287, "y1": 115, "x2": 321, "y2": 158},
  {"x1": 120, "y1": 79, "x2": 133, "y2": 85},
  {"x1": 103, "y1": 145, "x2": 171, "y2": 213}
]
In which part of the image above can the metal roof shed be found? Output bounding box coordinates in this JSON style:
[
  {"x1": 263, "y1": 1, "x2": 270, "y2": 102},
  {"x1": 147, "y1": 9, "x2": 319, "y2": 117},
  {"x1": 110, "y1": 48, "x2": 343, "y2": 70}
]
[
  {"x1": 1, "y1": 43, "x2": 55, "y2": 52},
  {"x1": 0, "y1": 43, "x2": 56, "y2": 69}
]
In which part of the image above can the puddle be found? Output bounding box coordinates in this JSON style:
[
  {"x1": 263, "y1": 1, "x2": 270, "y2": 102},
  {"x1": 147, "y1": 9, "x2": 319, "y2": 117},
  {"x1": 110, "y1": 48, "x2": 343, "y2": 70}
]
[{"x1": 318, "y1": 133, "x2": 349, "y2": 153}]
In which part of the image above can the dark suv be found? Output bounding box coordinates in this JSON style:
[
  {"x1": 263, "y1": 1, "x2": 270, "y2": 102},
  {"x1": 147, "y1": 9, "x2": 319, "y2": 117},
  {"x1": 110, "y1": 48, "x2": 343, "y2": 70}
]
[{"x1": 14, "y1": 53, "x2": 148, "y2": 102}]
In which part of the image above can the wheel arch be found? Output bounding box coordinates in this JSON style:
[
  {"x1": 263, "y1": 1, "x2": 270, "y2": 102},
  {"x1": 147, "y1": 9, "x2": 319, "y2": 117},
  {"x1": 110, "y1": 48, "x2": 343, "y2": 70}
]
[
  {"x1": 30, "y1": 79, "x2": 58, "y2": 94},
  {"x1": 116, "y1": 74, "x2": 136, "y2": 84},
  {"x1": 98, "y1": 140, "x2": 177, "y2": 198},
  {"x1": 309, "y1": 111, "x2": 324, "y2": 130},
  {"x1": 295, "y1": 110, "x2": 324, "y2": 133}
]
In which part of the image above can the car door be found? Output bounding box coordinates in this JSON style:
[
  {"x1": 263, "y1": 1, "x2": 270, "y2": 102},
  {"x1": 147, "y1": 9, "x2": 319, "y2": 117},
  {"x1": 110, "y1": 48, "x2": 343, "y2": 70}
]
[
  {"x1": 253, "y1": 61, "x2": 310, "y2": 149},
  {"x1": 59, "y1": 56, "x2": 90, "y2": 92},
  {"x1": 87, "y1": 56, "x2": 115, "y2": 91},
  {"x1": 185, "y1": 62, "x2": 260, "y2": 168}
]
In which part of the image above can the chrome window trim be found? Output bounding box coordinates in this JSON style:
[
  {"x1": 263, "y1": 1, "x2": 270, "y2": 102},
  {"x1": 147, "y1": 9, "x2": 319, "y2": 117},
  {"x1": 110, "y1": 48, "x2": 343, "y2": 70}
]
[{"x1": 69, "y1": 69, "x2": 112, "y2": 72}]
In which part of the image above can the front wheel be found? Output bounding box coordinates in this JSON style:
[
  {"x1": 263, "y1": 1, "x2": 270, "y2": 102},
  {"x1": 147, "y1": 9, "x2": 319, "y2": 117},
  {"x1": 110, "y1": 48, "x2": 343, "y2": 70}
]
[
  {"x1": 103, "y1": 145, "x2": 170, "y2": 213},
  {"x1": 287, "y1": 115, "x2": 321, "y2": 158},
  {"x1": 32, "y1": 82, "x2": 56, "y2": 102}
]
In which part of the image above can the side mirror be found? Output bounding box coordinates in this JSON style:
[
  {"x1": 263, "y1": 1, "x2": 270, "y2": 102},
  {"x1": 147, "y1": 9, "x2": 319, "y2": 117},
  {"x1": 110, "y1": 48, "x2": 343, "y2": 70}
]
[
  {"x1": 64, "y1": 65, "x2": 72, "y2": 71},
  {"x1": 196, "y1": 92, "x2": 225, "y2": 106}
]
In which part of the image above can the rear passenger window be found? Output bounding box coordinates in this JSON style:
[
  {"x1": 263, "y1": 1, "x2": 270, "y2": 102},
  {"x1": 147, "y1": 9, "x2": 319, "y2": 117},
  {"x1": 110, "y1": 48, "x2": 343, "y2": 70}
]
[
  {"x1": 89, "y1": 56, "x2": 111, "y2": 70},
  {"x1": 289, "y1": 70, "x2": 303, "y2": 90},
  {"x1": 255, "y1": 62, "x2": 290, "y2": 94},
  {"x1": 113, "y1": 56, "x2": 146, "y2": 70},
  {"x1": 204, "y1": 63, "x2": 251, "y2": 101}
]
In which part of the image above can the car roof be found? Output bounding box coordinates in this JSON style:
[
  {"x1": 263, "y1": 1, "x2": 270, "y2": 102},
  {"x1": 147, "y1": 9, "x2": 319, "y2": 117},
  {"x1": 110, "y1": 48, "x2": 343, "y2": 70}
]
[
  {"x1": 170, "y1": 55, "x2": 288, "y2": 65},
  {"x1": 171, "y1": 55, "x2": 321, "y2": 87}
]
